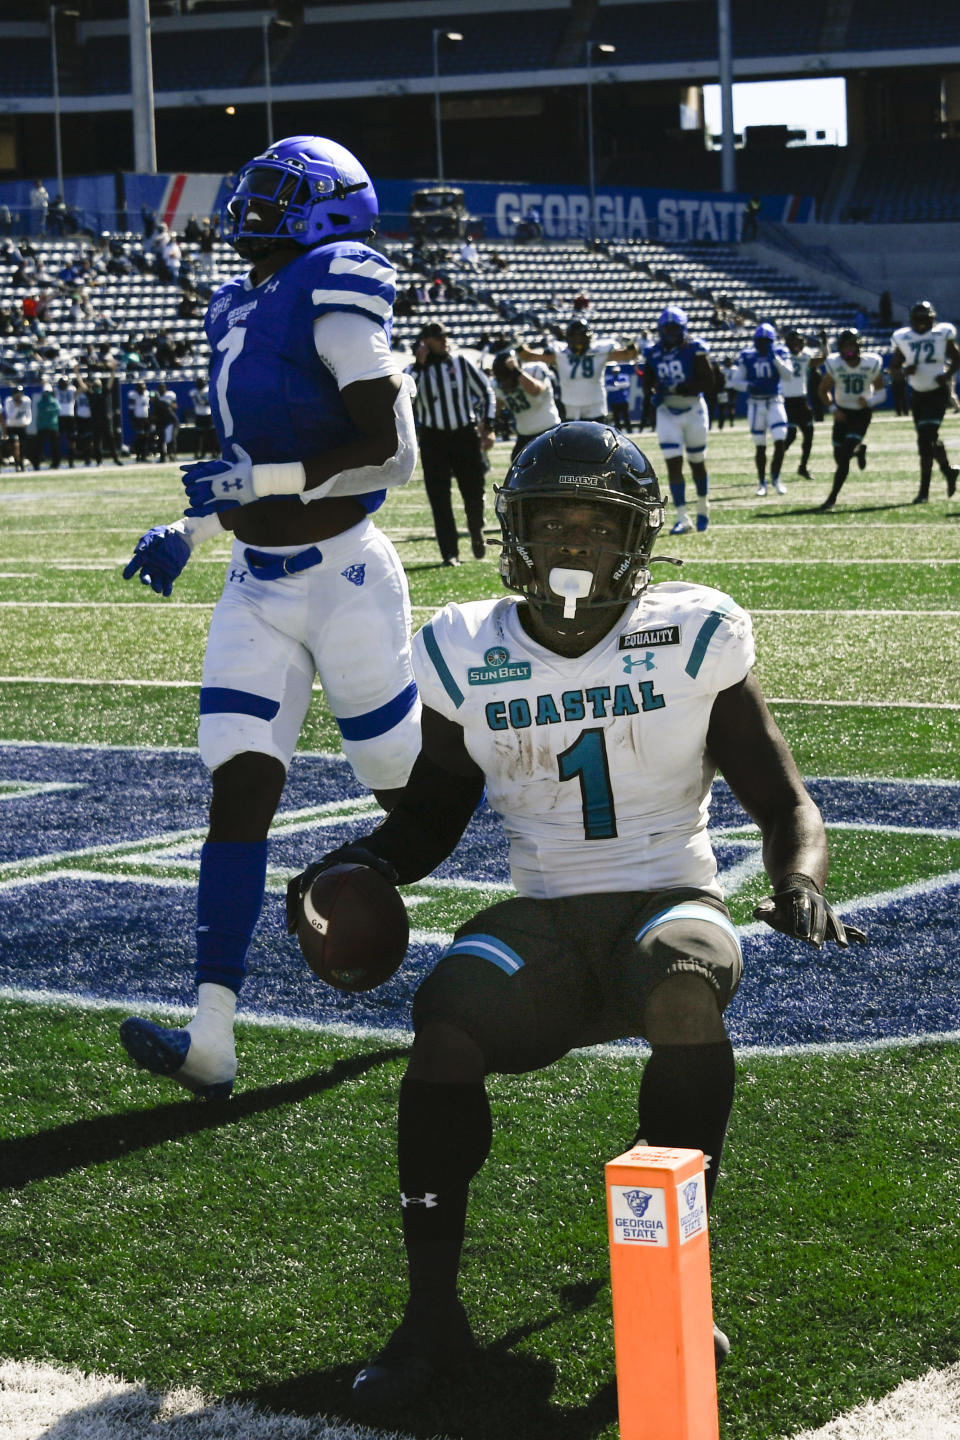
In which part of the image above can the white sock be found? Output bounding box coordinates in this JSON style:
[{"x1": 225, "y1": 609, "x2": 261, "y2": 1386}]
[{"x1": 182, "y1": 983, "x2": 237, "y2": 1083}]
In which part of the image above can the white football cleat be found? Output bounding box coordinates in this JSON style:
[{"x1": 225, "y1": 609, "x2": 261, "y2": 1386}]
[
  {"x1": 772, "y1": 478, "x2": 787, "y2": 494},
  {"x1": 670, "y1": 516, "x2": 695, "y2": 534},
  {"x1": 755, "y1": 483, "x2": 768, "y2": 497}
]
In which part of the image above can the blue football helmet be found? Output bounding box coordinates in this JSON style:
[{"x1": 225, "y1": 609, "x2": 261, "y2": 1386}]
[
  {"x1": 658, "y1": 305, "x2": 688, "y2": 348},
  {"x1": 754, "y1": 322, "x2": 778, "y2": 344},
  {"x1": 221, "y1": 135, "x2": 379, "y2": 260}
]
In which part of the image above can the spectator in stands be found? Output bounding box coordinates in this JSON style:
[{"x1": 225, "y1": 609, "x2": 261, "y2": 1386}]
[
  {"x1": 407, "y1": 321, "x2": 496, "y2": 565},
  {"x1": 141, "y1": 204, "x2": 157, "y2": 239},
  {"x1": 29, "y1": 181, "x2": 49, "y2": 237},
  {"x1": 197, "y1": 219, "x2": 216, "y2": 282},
  {"x1": 741, "y1": 196, "x2": 761, "y2": 242},
  {"x1": 0, "y1": 203, "x2": 10, "y2": 238},
  {"x1": 3, "y1": 385, "x2": 31, "y2": 470},
  {"x1": 35, "y1": 383, "x2": 61, "y2": 469},
  {"x1": 150, "y1": 380, "x2": 179, "y2": 461},
  {"x1": 459, "y1": 238, "x2": 480, "y2": 270},
  {"x1": 155, "y1": 330, "x2": 177, "y2": 371},
  {"x1": 514, "y1": 205, "x2": 542, "y2": 240},
  {"x1": 55, "y1": 374, "x2": 78, "y2": 467},
  {"x1": 47, "y1": 195, "x2": 69, "y2": 236},
  {"x1": 184, "y1": 215, "x2": 203, "y2": 244}
]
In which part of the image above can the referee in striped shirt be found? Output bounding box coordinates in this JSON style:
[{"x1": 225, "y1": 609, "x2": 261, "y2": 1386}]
[{"x1": 406, "y1": 322, "x2": 496, "y2": 566}]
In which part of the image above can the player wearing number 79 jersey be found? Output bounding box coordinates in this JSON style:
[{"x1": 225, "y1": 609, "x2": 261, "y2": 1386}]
[{"x1": 118, "y1": 135, "x2": 421, "y2": 1100}]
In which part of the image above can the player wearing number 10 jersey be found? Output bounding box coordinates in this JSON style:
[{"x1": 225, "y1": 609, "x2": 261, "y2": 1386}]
[
  {"x1": 119, "y1": 136, "x2": 421, "y2": 1099},
  {"x1": 287, "y1": 423, "x2": 862, "y2": 1413}
]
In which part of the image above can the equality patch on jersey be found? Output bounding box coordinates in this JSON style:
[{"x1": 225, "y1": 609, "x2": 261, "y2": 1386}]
[
  {"x1": 620, "y1": 626, "x2": 681, "y2": 650},
  {"x1": 468, "y1": 648, "x2": 533, "y2": 686},
  {"x1": 1, "y1": 743, "x2": 959, "y2": 1055}
]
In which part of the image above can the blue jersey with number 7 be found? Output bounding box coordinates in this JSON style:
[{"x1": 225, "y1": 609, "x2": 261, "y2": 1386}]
[{"x1": 203, "y1": 240, "x2": 397, "y2": 511}]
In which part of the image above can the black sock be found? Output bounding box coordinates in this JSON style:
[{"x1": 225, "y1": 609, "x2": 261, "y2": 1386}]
[
  {"x1": 635, "y1": 1040, "x2": 736, "y2": 1209},
  {"x1": 397, "y1": 1074, "x2": 492, "y2": 1311}
]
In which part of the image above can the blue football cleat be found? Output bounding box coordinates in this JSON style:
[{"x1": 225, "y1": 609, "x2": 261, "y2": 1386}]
[
  {"x1": 119, "y1": 1018, "x2": 235, "y2": 1099},
  {"x1": 696, "y1": 513, "x2": 709, "y2": 532}
]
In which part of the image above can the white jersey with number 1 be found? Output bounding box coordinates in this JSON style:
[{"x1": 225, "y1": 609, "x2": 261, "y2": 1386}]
[{"x1": 413, "y1": 584, "x2": 755, "y2": 900}]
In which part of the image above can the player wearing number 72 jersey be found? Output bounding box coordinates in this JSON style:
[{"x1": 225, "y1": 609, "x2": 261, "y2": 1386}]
[
  {"x1": 119, "y1": 135, "x2": 421, "y2": 1099},
  {"x1": 287, "y1": 422, "x2": 863, "y2": 1412}
]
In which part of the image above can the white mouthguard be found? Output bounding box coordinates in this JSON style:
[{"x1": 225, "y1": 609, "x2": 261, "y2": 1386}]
[{"x1": 548, "y1": 567, "x2": 594, "y2": 619}]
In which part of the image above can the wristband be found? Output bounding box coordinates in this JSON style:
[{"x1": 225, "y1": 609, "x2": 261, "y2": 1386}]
[
  {"x1": 252, "y1": 460, "x2": 307, "y2": 497},
  {"x1": 777, "y1": 872, "x2": 821, "y2": 894},
  {"x1": 171, "y1": 513, "x2": 223, "y2": 550}
]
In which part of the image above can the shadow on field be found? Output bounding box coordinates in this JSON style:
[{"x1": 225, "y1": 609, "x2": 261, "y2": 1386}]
[
  {"x1": 0, "y1": 1046, "x2": 408, "y2": 1191},
  {"x1": 240, "y1": 1278, "x2": 619, "y2": 1440},
  {"x1": 758, "y1": 499, "x2": 926, "y2": 518}
]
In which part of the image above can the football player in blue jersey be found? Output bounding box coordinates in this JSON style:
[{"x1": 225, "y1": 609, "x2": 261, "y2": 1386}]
[
  {"x1": 730, "y1": 324, "x2": 794, "y2": 496},
  {"x1": 642, "y1": 306, "x2": 714, "y2": 533},
  {"x1": 119, "y1": 136, "x2": 421, "y2": 1098}
]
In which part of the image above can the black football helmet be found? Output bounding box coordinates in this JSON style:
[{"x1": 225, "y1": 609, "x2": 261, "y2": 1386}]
[
  {"x1": 495, "y1": 422, "x2": 664, "y2": 611},
  {"x1": 837, "y1": 328, "x2": 861, "y2": 362},
  {"x1": 910, "y1": 300, "x2": 936, "y2": 334},
  {"x1": 566, "y1": 319, "x2": 592, "y2": 354}
]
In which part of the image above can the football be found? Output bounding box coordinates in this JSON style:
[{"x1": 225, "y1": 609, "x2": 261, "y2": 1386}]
[{"x1": 296, "y1": 862, "x2": 409, "y2": 993}]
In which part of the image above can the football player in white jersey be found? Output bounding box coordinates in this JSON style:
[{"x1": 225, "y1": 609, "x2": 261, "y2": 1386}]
[
  {"x1": 889, "y1": 300, "x2": 960, "y2": 503},
  {"x1": 519, "y1": 319, "x2": 638, "y2": 421},
  {"x1": 815, "y1": 329, "x2": 885, "y2": 511},
  {"x1": 490, "y1": 347, "x2": 561, "y2": 460},
  {"x1": 781, "y1": 329, "x2": 825, "y2": 480},
  {"x1": 288, "y1": 422, "x2": 863, "y2": 1413},
  {"x1": 118, "y1": 136, "x2": 421, "y2": 1099}
]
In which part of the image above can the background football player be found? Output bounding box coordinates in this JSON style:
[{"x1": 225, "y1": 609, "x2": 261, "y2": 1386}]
[
  {"x1": 889, "y1": 300, "x2": 960, "y2": 503},
  {"x1": 730, "y1": 323, "x2": 794, "y2": 496},
  {"x1": 642, "y1": 305, "x2": 714, "y2": 533},
  {"x1": 519, "y1": 319, "x2": 638, "y2": 421},
  {"x1": 120, "y1": 135, "x2": 421, "y2": 1098},
  {"x1": 780, "y1": 328, "x2": 826, "y2": 480},
  {"x1": 490, "y1": 347, "x2": 561, "y2": 461},
  {"x1": 816, "y1": 329, "x2": 885, "y2": 512},
  {"x1": 288, "y1": 422, "x2": 864, "y2": 1415}
]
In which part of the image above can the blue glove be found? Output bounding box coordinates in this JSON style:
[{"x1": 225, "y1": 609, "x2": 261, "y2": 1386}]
[
  {"x1": 181, "y1": 442, "x2": 254, "y2": 516},
  {"x1": 123, "y1": 526, "x2": 191, "y2": 597}
]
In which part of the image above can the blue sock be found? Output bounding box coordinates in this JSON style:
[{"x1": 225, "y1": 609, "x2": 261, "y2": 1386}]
[
  {"x1": 669, "y1": 480, "x2": 686, "y2": 508},
  {"x1": 195, "y1": 840, "x2": 267, "y2": 994},
  {"x1": 694, "y1": 472, "x2": 709, "y2": 498}
]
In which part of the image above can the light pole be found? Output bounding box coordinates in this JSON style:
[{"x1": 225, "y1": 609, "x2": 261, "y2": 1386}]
[
  {"x1": 431, "y1": 28, "x2": 462, "y2": 183},
  {"x1": 49, "y1": 4, "x2": 79, "y2": 200},
  {"x1": 585, "y1": 41, "x2": 615, "y2": 240},
  {"x1": 262, "y1": 14, "x2": 292, "y2": 146}
]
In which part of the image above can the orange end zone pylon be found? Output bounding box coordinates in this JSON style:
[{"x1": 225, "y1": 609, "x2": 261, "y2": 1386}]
[{"x1": 605, "y1": 1145, "x2": 720, "y2": 1440}]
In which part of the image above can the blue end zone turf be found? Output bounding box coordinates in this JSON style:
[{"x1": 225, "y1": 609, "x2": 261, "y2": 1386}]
[{"x1": 1, "y1": 743, "x2": 958, "y2": 1050}]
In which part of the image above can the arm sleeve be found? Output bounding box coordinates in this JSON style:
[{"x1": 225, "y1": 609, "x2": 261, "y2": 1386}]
[{"x1": 353, "y1": 752, "x2": 486, "y2": 884}]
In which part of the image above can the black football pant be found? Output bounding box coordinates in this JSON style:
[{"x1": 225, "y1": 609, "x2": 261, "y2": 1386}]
[{"x1": 420, "y1": 425, "x2": 487, "y2": 562}]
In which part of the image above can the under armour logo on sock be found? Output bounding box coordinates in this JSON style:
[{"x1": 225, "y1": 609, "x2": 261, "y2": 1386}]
[{"x1": 400, "y1": 1192, "x2": 438, "y2": 1208}]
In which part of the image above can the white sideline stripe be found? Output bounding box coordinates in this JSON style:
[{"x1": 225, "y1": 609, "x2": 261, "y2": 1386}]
[
  {"x1": 0, "y1": 1356, "x2": 434, "y2": 1440},
  {"x1": 783, "y1": 1360, "x2": 960, "y2": 1439}
]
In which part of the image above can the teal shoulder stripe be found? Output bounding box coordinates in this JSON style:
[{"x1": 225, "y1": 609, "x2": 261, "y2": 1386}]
[
  {"x1": 685, "y1": 603, "x2": 734, "y2": 679},
  {"x1": 422, "y1": 621, "x2": 465, "y2": 708}
]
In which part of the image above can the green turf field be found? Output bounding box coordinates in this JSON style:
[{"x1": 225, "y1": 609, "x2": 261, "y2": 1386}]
[{"x1": 2, "y1": 414, "x2": 959, "y2": 1439}]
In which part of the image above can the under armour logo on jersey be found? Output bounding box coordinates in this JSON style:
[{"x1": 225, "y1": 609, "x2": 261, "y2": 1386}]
[
  {"x1": 341, "y1": 563, "x2": 366, "y2": 586},
  {"x1": 400, "y1": 1192, "x2": 438, "y2": 1208},
  {"x1": 263, "y1": 278, "x2": 280, "y2": 294},
  {"x1": 229, "y1": 568, "x2": 246, "y2": 583},
  {"x1": 622, "y1": 651, "x2": 656, "y2": 673}
]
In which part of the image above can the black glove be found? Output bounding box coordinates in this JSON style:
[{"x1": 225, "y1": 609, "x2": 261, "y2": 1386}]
[
  {"x1": 285, "y1": 843, "x2": 399, "y2": 935},
  {"x1": 753, "y1": 873, "x2": 866, "y2": 950}
]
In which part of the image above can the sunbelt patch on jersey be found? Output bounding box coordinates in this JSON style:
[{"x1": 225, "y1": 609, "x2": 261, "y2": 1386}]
[
  {"x1": 468, "y1": 647, "x2": 533, "y2": 685},
  {"x1": 620, "y1": 626, "x2": 681, "y2": 649}
]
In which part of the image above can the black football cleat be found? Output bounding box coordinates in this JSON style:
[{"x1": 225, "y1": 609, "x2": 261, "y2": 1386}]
[
  {"x1": 855, "y1": 444, "x2": 867, "y2": 470},
  {"x1": 714, "y1": 1322, "x2": 731, "y2": 1369},
  {"x1": 947, "y1": 467, "x2": 958, "y2": 498},
  {"x1": 351, "y1": 1302, "x2": 474, "y2": 1413}
]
